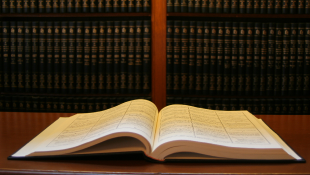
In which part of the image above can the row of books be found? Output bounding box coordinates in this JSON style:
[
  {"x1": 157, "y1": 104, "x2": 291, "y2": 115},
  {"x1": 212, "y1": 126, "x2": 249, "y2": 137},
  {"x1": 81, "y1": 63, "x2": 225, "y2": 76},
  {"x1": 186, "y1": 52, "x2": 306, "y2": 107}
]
[
  {"x1": 166, "y1": 97, "x2": 310, "y2": 114},
  {"x1": 166, "y1": 20, "x2": 310, "y2": 96},
  {"x1": 1, "y1": 20, "x2": 151, "y2": 94},
  {"x1": 167, "y1": 0, "x2": 310, "y2": 14},
  {"x1": 0, "y1": 95, "x2": 151, "y2": 112},
  {"x1": 1, "y1": 0, "x2": 151, "y2": 13}
]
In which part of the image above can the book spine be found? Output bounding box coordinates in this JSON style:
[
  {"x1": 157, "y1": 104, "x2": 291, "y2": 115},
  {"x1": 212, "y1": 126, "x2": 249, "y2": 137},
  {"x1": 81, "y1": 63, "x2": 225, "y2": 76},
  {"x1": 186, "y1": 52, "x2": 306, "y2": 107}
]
[
  {"x1": 253, "y1": 0, "x2": 260, "y2": 13},
  {"x1": 46, "y1": 21, "x2": 54, "y2": 93},
  {"x1": 31, "y1": 21, "x2": 39, "y2": 93},
  {"x1": 173, "y1": 20, "x2": 181, "y2": 94},
  {"x1": 253, "y1": 22, "x2": 261, "y2": 96},
  {"x1": 188, "y1": 0, "x2": 194, "y2": 12},
  {"x1": 239, "y1": 0, "x2": 246, "y2": 13},
  {"x1": 142, "y1": 20, "x2": 151, "y2": 94},
  {"x1": 127, "y1": 20, "x2": 135, "y2": 93},
  {"x1": 17, "y1": 21, "x2": 24, "y2": 92},
  {"x1": 196, "y1": 21, "x2": 203, "y2": 94},
  {"x1": 2, "y1": 23, "x2": 8, "y2": 91},
  {"x1": 223, "y1": 0, "x2": 230, "y2": 13},
  {"x1": 83, "y1": 21, "x2": 91, "y2": 94},
  {"x1": 120, "y1": 21, "x2": 128, "y2": 93},
  {"x1": 113, "y1": 0, "x2": 120, "y2": 12},
  {"x1": 106, "y1": 21, "x2": 114, "y2": 93},
  {"x1": 260, "y1": 0, "x2": 267, "y2": 13},
  {"x1": 195, "y1": 0, "x2": 202, "y2": 12},
  {"x1": 61, "y1": 21, "x2": 68, "y2": 94},
  {"x1": 10, "y1": 0, "x2": 16, "y2": 13},
  {"x1": 288, "y1": 23, "x2": 297, "y2": 95},
  {"x1": 75, "y1": 21, "x2": 83, "y2": 93},
  {"x1": 136, "y1": 0, "x2": 142, "y2": 12},
  {"x1": 245, "y1": 22, "x2": 254, "y2": 96},
  {"x1": 68, "y1": 21, "x2": 76, "y2": 94},
  {"x1": 143, "y1": 0, "x2": 150, "y2": 12},
  {"x1": 98, "y1": 0, "x2": 104, "y2": 12},
  {"x1": 98, "y1": 21, "x2": 106, "y2": 93},
  {"x1": 46, "y1": 0, "x2": 52, "y2": 12},
  {"x1": 90, "y1": 0, "x2": 97, "y2": 12},
  {"x1": 304, "y1": 23, "x2": 310, "y2": 95},
  {"x1": 39, "y1": 21, "x2": 46, "y2": 93},
  {"x1": 209, "y1": 0, "x2": 216, "y2": 12},
  {"x1": 30, "y1": 0, "x2": 37, "y2": 13},
  {"x1": 223, "y1": 21, "x2": 232, "y2": 95},
  {"x1": 274, "y1": 0, "x2": 281, "y2": 13},
  {"x1": 238, "y1": 22, "x2": 246, "y2": 95},
  {"x1": 174, "y1": 0, "x2": 181, "y2": 12},
  {"x1": 24, "y1": 0, "x2": 30, "y2": 13},
  {"x1": 281, "y1": 23, "x2": 290, "y2": 96},
  {"x1": 82, "y1": 0, "x2": 89, "y2": 12},
  {"x1": 282, "y1": 0, "x2": 288, "y2": 13},
  {"x1": 260, "y1": 23, "x2": 268, "y2": 96},
  {"x1": 267, "y1": 0, "x2": 274, "y2": 13},
  {"x1": 167, "y1": 0, "x2": 173, "y2": 12},
  {"x1": 290, "y1": 0, "x2": 297, "y2": 13},
  {"x1": 38, "y1": 0, "x2": 45, "y2": 13},
  {"x1": 306, "y1": 0, "x2": 310, "y2": 13},
  {"x1": 202, "y1": 21, "x2": 210, "y2": 95},
  {"x1": 2, "y1": 0, "x2": 9, "y2": 13},
  {"x1": 67, "y1": 0, "x2": 74, "y2": 12},
  {"x1": 231, "y1": 22, "x2": 238, "y2": 95},
  {"x1": 53, "y1": 0, "x2": 59, "y2": 12},
  {"x1": 114, "y1": 21, "x2": 121, "y2": 93},
  {"x1": 298, "y1": 0, "x2": 304, "y2": 14},
  {"x1": 128, "y1": 0, "x2": 134, "y2": 12},
  {"x1": 216, "y1": 21, "x2": 224, "y2": 95},
  {"x1": 202, "y1": 0, "x2": 208, "y2": 12},
  {"x1": 10, "y1": 21, "x2": 17, "y2": 92},
  {"x1": 274, "y1": 23, "x2": 282, "y2": 96},
  {"x1": 231, "y1": 0, "x2": 238, "y2": 13},
  {"x1": 121, "y1": 0, "x2": 128, "y2": 12},
  {"x1": 135, "y1": 20, "x2": 143, "y2": 93},
  {"x1": 188, "y1": 21, "x2": 196, "y2": 94},
  {"x1": 296, "y1": 23, "x2": 304, "y2": 95},
  {"x1": 266, "y1": 22, "x2": 275, "y2": 96},
  {"x1": 90, "y1": 21, "x2": 98, "y2": 94},
  {"x1": 24, "y1": 22, "x2": 32, "y2": 92},
  {"x1": 59, "y1": 0, "x2": 66, "y2": 12},
  {"x1": 16, "y1": 0, "x2": 22, "y2": 13},
  {"x1": 167, "y1": 20, "x2": 174, "y2": 94},
  {"x1": 53, "y1": 21, "x2": 61, "y2": 93},
  {"x1": 75, "y1": 0, "x2": 82, "y2": 12},
  {"x1": 216, "y1": 0, "x2": 223, "y2": 13},
  {"x1": 209, "y1": 22, "x2": 217, "y2": 95},
  {"x1": 246, "y1": 0, "x2": 253, "y2": 13}
]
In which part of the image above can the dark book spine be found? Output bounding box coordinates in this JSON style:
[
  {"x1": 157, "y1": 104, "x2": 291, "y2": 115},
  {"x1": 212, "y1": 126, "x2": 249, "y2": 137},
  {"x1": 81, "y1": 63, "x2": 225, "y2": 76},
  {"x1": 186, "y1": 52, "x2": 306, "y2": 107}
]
[
  {"x1": 188, "y1": 21, "x2": 196, "y2": 94},
  {"x1": 180, "y1": 21, "x2": 190, "y2": 94},
  {"x1": 113, "y1": 0, "x2": 120, "y2": 12},
  {"x1": 209, "y1": 0, "x2": 216, "y2": 12},
  {"x1": 90, "y1": 21, "x2": 98, "y2": 94},
  {"x1": 282, "y1": 0, "x2": 288, "y2": 13},
  {"x1": 24, "y1": 0, "x2": 30, "y2": 13},
  {"x1": 143, "y1": 0, "x2": 150, "y2": 12},
  {"x1": 38, "y1": 0, "x2": 45, "y2": 12},
  {"x1": 135, "y1": 20, "x2": 143, "y2": 93},
  {"x1": 75, "y1": 21, "x2": 83, "y2": 93},
  {"x1": 90, "y1": 0, "x2": 97, "y2": 12},
  {"x1": 59, "y1": 0, "x2": 66, "y2": 12},
  {"x1": 181, "y1": 0, "x2": 188, "y2": 12},
  {"x1": 39, "y1": 21, "x2": 46, "y2": 93},
  {"x1": 98, "y1": 0, "x2": 105, "y2": 12},
  {"x1": 2, "y1": 0, "x2": 9, "y2": 13},
  {"x1": 288, "y1": 23, "x2": 297, "y2": 95},
  {"x1": 223, "y1": 0, "x2": 230, "y2": 12},
  {"x1": 231, "y1": 0, "x2": 238, "y2": 13},
  {"x1": 216, "y1": 22, "x2": 224, "y2": 95},
  {"x1": 98, "y1": 21, "x2": 106, "y2": 93},
  {"x1": 173, "y1": 20, "x2": 181, "y2": 94},
  {"x1": 231, "y1": 22, "x2": 238, "y2": 95},
  {"x1": 46, "y1": 21, "x2": 54, "y2": 93},
  {"x1": 260, "y1": 0, "x2": 267, "y2": 13},
  {"x1": 304, "y1": 23, "x2": 310, "y2": 95},
  {"x1": 75, "y1": 0, "x2": 82, "y2": 12},
  {"x1": 121, "y1": 0, "x2": 128, "y2": 12},
  {"x1": 68, "y1": 21, "x2": 76, "y2": 94},
  {"x1": 202, "y1": 0, "x2": 208, "y2": 12},
  {"x1": 195, "y1": 0, "x2": 202, "y2": 12},
  {"x1": 10, "y1": 0, "x2": 16, "y2": 13},
  {"x1": 306, "y1": 0, "x2": 310, "y2": 13},
  {"x1": 53, "y1": 0, "x2": 59, "y2": 12},
  {"x1": 174, "y1": 0, "x2": 181, "y2": 12},
  {"x1": 53, "y1": 21, "x2": 61, "y2": 93},
  {"x1": 246, "y1": 0, "x2": 253, "y2": 13},
  {"x1": 136, "y1": 0, "x2": 142, "y2": 12},
  {"x1": 142, "y1": 20, "x2": 151, "y2": 94},
  {"x1": 30, "y1": 0, "x2": 37, "y2": 12},
  {"x1": 216, "y1": 0, "x2": 223, "y2": 13},
  {"x1": 128, "y1": 0, "x2": 134, "y2": 12},
  {"x1": 17, "y1": 21, "x2": 24, "y2": 92},
  {"x1": 83, "y1": 21, "x2": 91, "y2": 94},
  {"x1": 253, "y1": 0, "x2": 260, "y2": 13},
  {"x1": 274, "y1": 23, "x2": 283, "y2": 96},
  {"x1": 245, "y1": 22, "x2": 254, "y2": 96},
  {"x1": 24, "y1": 22, "x2": 32, "y2": 93},
  {"x1": 167, "y1": 0, "x2": 173, "y2": 12},
  {"x1": 298, "y1": 0, "x2": 304, "y2": 14},
  {"x1": 127, "y1": 21, "x2": 135, "y2": 93},
  {"x1": 239, "y1": 0, "x2": 246, "y2": 13},
  {"x1": 10, "y1": 21, "x2": 17, "y2": 92},
  {"x1": 16, "y1": 0, "x2": 22, "y2": 13},
  {"x1": 166, "y1": 20, "x2": 174, "y2": 94},
  {"x1": 114, "y1": 21, "x2": 121, "y2": 93},
  {"x1": 274, "y1": 0, "x2": 281, "y2": 13},
  {"x1": 253, "y1": 22, "x2": 261, "y2": 96},
  {"x1": 223, "y1": 22, "x2": 232, "y2": 96},
  {"x1": 266, "y1": 22, "x2": 275, "y2": 96},
  {"x1": 260, "y1": 23, "x2": 268, "y2": 96},
  {"x1": 202, "y1": 21, "x2": 210, "y2": 95},
  {"x1": 296, "y1": 23, "x2": 304, "y2": 95},
  {"x1": 290, "y1": 0, "x2": 297, "y2": 13},
  {"x1": 209, "y1": 22, "x2": 217, "y2": 95},
  {"x1": 281, "y1": 23, "x2": 290, "y2": 96},
  {"x1": 3, "y1": 22, "x2": 9, "y2": 92},
  {"x1": 196, "y1": 21, "x2": 203, "y2": 94},
  {"x1": 67, "y1": 0, "x2": 74, "y2": 12},
  {"x1": 82, "y1": 0, "x2": 90, "y2": 12},
  {"x1": 106, "y1": 21, "x2": 114, "y2": 93},
  {"x1": 120, "y1": 21, "x2": 128, "y2": 93},
  {"x1": 238, "y1": 22, "x2": 246, "y2": 95},
  {"x1": 46, "y1": 0, "x2": 52, "y2": 12},
  {"x1": 188, "y1": 0, "x2": 194, "y2": 12},
  {"x1": 31, "y1": 21, "x2": 39, "y2": 93},
  {"x1": 267, "y1": 0, "x2": 274, "y2": 13},
  {"x1": 61, "y1": 21, "x2": 68, "y2": 94}
]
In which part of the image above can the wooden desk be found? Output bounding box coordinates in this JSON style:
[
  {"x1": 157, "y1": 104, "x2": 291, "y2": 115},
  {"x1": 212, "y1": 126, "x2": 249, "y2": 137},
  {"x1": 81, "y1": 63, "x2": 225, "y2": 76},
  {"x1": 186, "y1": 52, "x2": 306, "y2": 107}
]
[{"x1": 0, "y1": 112, "x2": 309, "y2": 175}]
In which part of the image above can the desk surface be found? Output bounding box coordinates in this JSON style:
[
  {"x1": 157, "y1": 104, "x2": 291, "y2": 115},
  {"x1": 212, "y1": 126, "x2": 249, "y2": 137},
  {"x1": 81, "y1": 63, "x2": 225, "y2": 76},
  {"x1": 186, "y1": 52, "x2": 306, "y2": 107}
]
[{"x1": 0, "y1": 112, "x2": 309, "y2": 175}]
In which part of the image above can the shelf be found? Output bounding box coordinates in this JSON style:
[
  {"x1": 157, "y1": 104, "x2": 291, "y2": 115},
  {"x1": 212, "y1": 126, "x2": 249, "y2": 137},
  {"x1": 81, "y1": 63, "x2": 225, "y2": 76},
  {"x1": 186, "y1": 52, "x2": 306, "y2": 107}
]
[
  {"x1": 167, "y1": 13, "x2": 310, "y2": 18},
  {"x1": 0, "y1": 92, "x2": 152, "y2": 97}
]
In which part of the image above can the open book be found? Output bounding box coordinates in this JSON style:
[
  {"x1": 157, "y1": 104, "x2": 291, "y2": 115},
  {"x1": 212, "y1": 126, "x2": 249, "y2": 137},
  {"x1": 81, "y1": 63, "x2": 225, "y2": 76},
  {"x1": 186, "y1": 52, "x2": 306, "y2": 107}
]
[{"x1": 9, "y1": 99, "x2": 304, "y2": 162}]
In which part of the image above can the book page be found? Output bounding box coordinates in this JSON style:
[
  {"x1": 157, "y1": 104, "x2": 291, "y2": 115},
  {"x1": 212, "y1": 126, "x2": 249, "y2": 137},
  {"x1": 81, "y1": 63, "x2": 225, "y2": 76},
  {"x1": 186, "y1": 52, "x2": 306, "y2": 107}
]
[
  {"x1": 32, "y1": 99, "x2": 158, "y2": 153},
  {"x1": 153, "y1": 105, "x2": 283, "y2": 151}
]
